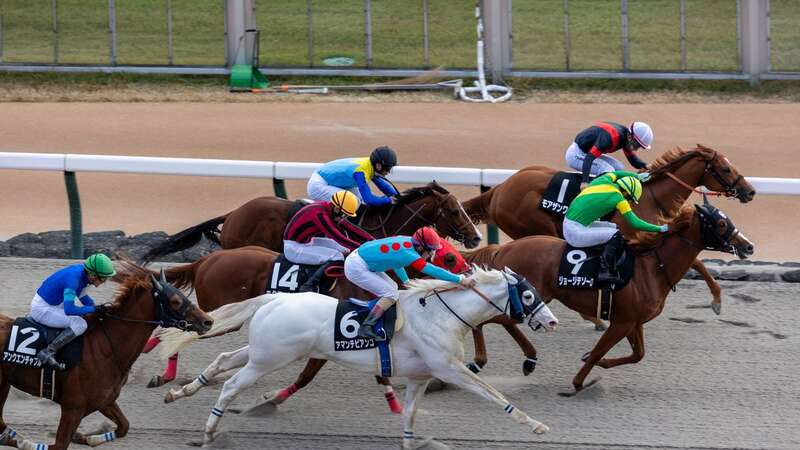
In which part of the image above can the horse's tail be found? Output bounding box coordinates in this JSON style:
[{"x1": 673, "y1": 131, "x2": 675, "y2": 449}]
[
  {"x1": 462, "y1": 188, "x2": 494, "y2": 225},
  {"x1": 163, "y1": 259, "x2": 202, "y2": 292},
  {"x1": 139, "y1": 215, "x2": 227, "y2": 264},
  {"x1": 157, "y1": 294, "x2": 277, "y2": 360}
]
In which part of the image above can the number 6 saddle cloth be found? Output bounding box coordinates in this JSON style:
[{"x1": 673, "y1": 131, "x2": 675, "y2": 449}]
[
  {"x1": 3, "y1": 317, "x2": 84, "y2": 371},
  {"x1": 333, "y1": 299, "x2": 406, "y2": 377}
]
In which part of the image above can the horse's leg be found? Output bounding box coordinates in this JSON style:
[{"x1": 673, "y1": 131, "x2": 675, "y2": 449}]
[
  {"x1": 18, "y1": 407, "x2": 83, "y2": 450},
  {"x1": 401, "y1": 378, "x2": 430, "y2": 449},
  {"x1": 692, "y1": 259, "x2": 722, "y2": 314},
  {"x1": 566, "y1": 322, "x2": 634, "y2": 394},
  {"x1": 501, "y1": 323, "x2": 539, "y2": 376},
  {"x1": 375, "y1": 376, "x2": 402, "y2": 414},
  {"x1": 72, "y1": 401, "x2": 128, "y2": 446},
  {"x1": 165, "y1": 346, "x2": 250, "y2": 403},
  {"x1": 263, "y1": 358, "x2": 326, "y2": 406},
  {"x1": 203, "y1": 360, "x2": 280, "y2": 446},
  {"x1": 597, "y1": 323, "x2": 645, "y2": 369},
  {"x1": 467, "y1": 325, "x2": 488, "y2": 373},
  {"x1": 0, "y1": 381, "x2": 24, "y2": 449},
  {"x1": 430, "y1": 358, "x2": 548, "y2": 434},
  {"x1": 579, "y1": 313, "x2": 607, "y2": 331},
  {"x1": 142, "y1": 333, "x2": 160, "y2": 354},
  {"x1": 147, "y1": 353, "x2": 179, "y2": 388}
]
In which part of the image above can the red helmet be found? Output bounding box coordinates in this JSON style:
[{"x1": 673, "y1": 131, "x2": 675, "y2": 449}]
[{"x1": 412, "y1": 227, "x2": 442, "y2": 251}]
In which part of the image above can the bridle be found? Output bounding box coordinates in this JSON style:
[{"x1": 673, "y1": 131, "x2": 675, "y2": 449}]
[{"x1": 662, "y1": 151, "x2": 744, "y2": 199}]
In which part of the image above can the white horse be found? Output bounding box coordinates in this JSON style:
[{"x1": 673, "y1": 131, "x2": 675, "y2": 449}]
[{"x1": 167, "y1": 267, "x2": 558, "y2": 448}]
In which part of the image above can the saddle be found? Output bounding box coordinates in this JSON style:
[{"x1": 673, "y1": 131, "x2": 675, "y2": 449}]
[
  {"x1": 334, "y1": 299, "x2": 404, "y2": 377},
  {"x1": 539, "y1": 171, "x2": 590, "y2": 216},
  {"x1": 2, "y1": 317, "x2": 84, "y2": 371},
  {"x1": 265, "y1": 254, "x2": 344, "y2": 294},
  {"x1": 286, "y1": 199, "x2": 313, "y2": 222}
]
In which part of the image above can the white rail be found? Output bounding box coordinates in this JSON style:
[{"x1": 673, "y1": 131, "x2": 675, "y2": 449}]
[{"x1": 1, "y1": 152, "x2": 798, "y2": 195}]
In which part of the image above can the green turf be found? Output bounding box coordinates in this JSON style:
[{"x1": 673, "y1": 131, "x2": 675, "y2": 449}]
[{"x1": 0, "y1": 0, "x2": 798, "y2": 72}]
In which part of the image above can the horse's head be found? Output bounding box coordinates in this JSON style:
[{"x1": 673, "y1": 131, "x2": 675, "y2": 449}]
[
  {"x1": 501, "y1": 267, "x2": 558, "y2": 332},
  {"x1": 414, "y1": 182, "x2": 482, "y2": 248},
  {"x1": 692, "y1": 196, "x2": 754, "y2": 259},
  {"x1": 695, "y1": 145, "x2": 756, "y2": 203},
  {"x1": 150, "y1": 268, "x2": 214, "y2": 335}
]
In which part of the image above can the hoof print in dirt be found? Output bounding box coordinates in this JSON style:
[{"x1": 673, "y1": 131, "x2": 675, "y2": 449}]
[{"x1": 669, "y1": 317, "x2": 706, "y2": 324}]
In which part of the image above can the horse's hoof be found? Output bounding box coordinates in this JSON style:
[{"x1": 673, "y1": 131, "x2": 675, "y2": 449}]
[
  {"x1": 164, "y1": 390, "x2": 177, "y2": 403},
  {"x1": 533, "y1": 423, "x2": 549, "y2": 434},
  {"x1": 580, "y1": 351, "x2": 591, "y2": 362},
  {"x1": 711, "y1": 302, "x2": 722, "y2": 315},
  {"x1": 425, "y1": 379, "x2": 448, "y2": 393},
  {"x1": 466, "y1": 362, "x2": 481, "y2": 374},
  {"x1": 522, "y1": 358, "x2": 537, "y2": 376},
  {"x1": 201, "y1": 431, "x2": 231, "y2": 449},
  {"x1": 409, "y1": 437, "x2": 452, "y2": 450},
  {"x1": 147, "y1": 375, "x2": 165, "y2": 388},
  {"x1": 71, "y1": 432, "x2": 85, "y2": 444},
  {"x1": 594, "y1": 322, "x2": 607, "y2": 331}
]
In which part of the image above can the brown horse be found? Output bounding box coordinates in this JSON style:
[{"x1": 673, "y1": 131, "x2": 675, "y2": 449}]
[
  {"x1": 466, "y1": 199, "x2": 754, "y2": 395},
  {"x1": 140, "y1": 181, "x2": 482, "y2": 263},
  {"x1": 144, "y1": 246, "x2": 406, "y2": 413},
  {"x1": 463, "y1": 145, "x2": 756, "y2": 314},
  {"x1": 0, "y1": 261, "x2": 212, "y2": 450}
]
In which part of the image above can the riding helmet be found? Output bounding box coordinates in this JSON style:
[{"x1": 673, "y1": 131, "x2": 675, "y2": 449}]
[
  {"x1": 370, "y1": 146, "x2": 397, "y2": 169},
  {"x1": 616, "y1": 176, "x2": 643, "y2": 204},
  {"x1": 330, "y1": 190, "x2": 360, "y2": 218},
  {"x1": 84, "y1": 253, "x2": 117, "y2": 278},
  {"x1": 412, "y1": 227, "x2": 442, "y2": 251},
  {"x1": 629, "y1": 122, "x2": 653, "y2": 150}
]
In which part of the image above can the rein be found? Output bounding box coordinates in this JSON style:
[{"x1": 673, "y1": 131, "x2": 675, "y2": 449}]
[
  {"x1": 358, "y1": 192, "x2": 468, "y2": 243},
  {"x1": 662, "y1": 151, "x2": 743, "y2": 199},
  {"x1": 423, "y1": 285, "x2": 508, "y2": 330}
]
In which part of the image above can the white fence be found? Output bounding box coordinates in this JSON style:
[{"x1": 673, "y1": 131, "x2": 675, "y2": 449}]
[{"x1": 2, "y1": 151, "x2": 799, "y2": 193}]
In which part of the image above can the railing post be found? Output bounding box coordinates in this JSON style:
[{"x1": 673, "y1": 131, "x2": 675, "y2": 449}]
[
  {"x1": 481, "y1": 0, "x2": 512, "y2": 82},
  {"x1": 480, "y1": 185, "x2": 499, "y2": 245},
  {"x1": 739, "y1": 0, "x2": 769, "y2": 85},
  {"x1": 680, "y1": 0, "x2": 687, "y2": 71},
  {"x1": 273, "y1": 179, "x2": 288, "y2": 199},
  {"x1": 620, "y1": 0, "x2": 629, "y2": 71},
  {"x1": 224, "y1": 0, "x2": 256, "y2": 66},
  {"x1": 307, "y1": 0, "x2": 314, "y2": 67},
  {"x1": 108, "y1": 0, "x2": 117, "y2": 65},
  {"x1": 64, "y1": 171, "x2": 84, "y2": 259},
  {"x1": 364, "y1": 0, "x2": 373, "y2": 68},
  {"x1": 166, "y1": 0, "x2": 174, "y2": 65},
  {"x1": 52, "y1": 0, "x2": 59, "y2": 64},
  {"x1": 563, "y1": 0, "x2": 570, "y2": 70},
  {"x1": 422, "y1": 0, "x2": 430, "y2": 67}
]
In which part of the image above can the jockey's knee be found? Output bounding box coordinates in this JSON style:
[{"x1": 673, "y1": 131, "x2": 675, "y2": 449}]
[{"x1": 69, "y1": 317, "x2": 88, "y2": 335}]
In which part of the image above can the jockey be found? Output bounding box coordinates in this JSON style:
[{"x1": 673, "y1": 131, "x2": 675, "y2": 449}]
[
  {"x1": 31, "y1": 253, "x2": 116, "y2": 368},
  {"x1": 345, "y1": 227, "x2": 476, "y2": 341},
  {"x1": 283, "y1": 190, "x2": 374, "y2": 293},
  {"x1": 565, "y1": 121, "x2": 654, "y2": 184},
  {"x1": 307, "y1": 146, "x2": 400, "y2": 207},
  {"x1": 563, "y1": 171, "x2": 666, "y2": 284},
  {"x1": 431, "y1": 239, "x2": 470, "y2": 275}
]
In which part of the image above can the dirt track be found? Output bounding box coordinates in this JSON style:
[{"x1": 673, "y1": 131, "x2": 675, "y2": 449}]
[
  {"x1": 0, "y1": 258, "x2": 798, "y2": 450},
  {"x1": 0, "y1": 102, "x2": 798, "y2": 261}
]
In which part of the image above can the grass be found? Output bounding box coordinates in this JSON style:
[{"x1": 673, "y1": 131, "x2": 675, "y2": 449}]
[{"x1": 0, "y1": 0, "x2": 798, "y2": 71}]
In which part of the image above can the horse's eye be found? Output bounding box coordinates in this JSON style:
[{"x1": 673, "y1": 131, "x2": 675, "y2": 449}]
[
  {"x1": 717, "y1": 219, "x2": 727, "y2": 229},
  {"x1": 723, "y1": 167, "x2": 731, "y2": 174}
]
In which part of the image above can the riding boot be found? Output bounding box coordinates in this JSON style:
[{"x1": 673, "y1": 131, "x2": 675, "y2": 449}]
[
  {"x1": 297, "y1": 261, "x2": 336, "y2": 293},
  {"x1": 358, "y1": 299, "x2": 393, "y2": 342},
  {"x1": 597, "y1": 231, "x2": 625, "y2": 285},
  {"x1": 36, "y1": 328, "x2": 78, "y2": 369}
]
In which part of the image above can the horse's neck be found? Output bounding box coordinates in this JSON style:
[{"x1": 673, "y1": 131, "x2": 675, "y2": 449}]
[
  {"x1": 641, "y1": 229, "x2": 703, "y2": 304},
  {"x1": 91, "y1": 294, "x2": 156, "y2": 373},
  {"x1": 647, "y1": 160, "x2": 704, "y2": 215},
  {"x1": 364, "y1": 197, "x2": 433, "y2": 237},
  {"x1": 400, "y1": 285, "x2": 500, "y2": 336}
]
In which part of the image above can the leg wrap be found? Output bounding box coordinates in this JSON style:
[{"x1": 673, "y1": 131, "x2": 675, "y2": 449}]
[{"x1": 86, "y1": 431, "x2": 116, "y2": 447}]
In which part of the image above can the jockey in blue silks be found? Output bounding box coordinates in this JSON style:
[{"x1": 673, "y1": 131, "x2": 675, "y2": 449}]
[
  {"x1": 30, "y1": 253, "x2": 116, "y2": 368},
  {"x1": 307, "y1": 146, "x2": 400, "y2": 207},
  {"x1": 344, "y1": 227, "x2": 476, "y2": 341}
]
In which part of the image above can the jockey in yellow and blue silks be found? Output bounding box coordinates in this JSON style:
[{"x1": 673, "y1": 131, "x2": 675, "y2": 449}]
[
  {"x1": 30, "y1": 253, "x2": 116, "y2": 368},
  {"x1": 307, "y1": 146, "x2": 400, "y2": 207},
  {"x1": 344, "y1": 227, "x2": 476, "y2": 341}
]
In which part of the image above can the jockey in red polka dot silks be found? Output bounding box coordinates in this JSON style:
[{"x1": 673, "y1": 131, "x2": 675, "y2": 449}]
[{"x1": 344, "y1": 226, "x2": 476, "y2": 341}]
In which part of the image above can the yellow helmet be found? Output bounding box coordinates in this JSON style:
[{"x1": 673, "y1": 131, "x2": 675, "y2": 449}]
[
  {"x1": 616, "y1": 176, "x2": 643, "y2": 204},
  {"x1": 330, "y1": 191, "x2": 360, "y2": 217}
]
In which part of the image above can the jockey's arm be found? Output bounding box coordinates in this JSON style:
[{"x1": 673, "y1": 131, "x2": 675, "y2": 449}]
[
  {"x1": 393, "y1": 267, "x2": 410, "y2": 284},
  {"x1": 340, "y1": 220, "x2": 374, "y2": 244},
  {"x1": 353, "y1": 172, "x2": 392, "y2": 207},
  {"x1": 623, "y1": 149, "x2": 648, "y2": 170},
  {"x1": 616, "y1": 200, "x2": 666, "y2": 233},
  {"x1": 78, "y1": 294, "x2": 95, "y2": 306},
  {"x1": 372, "y1": 176, "x2": 399, "y2": 197},
  {"x1": 313, "y1": 209, "x2": 362, "y2": 250},
  {"x1": 63, "y1": 288, "x2": 96, "y2": 316},
  {"x1": 409, "y1": 258, "x2": 463, "y2": 284}
]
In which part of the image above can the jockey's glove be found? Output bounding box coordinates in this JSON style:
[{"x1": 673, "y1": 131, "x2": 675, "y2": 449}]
[
  {"x1": 659, "y1": 224, "x2": 669, "y2": 233},
  {"x1": 637, "y1": 172, "x2": 652, "y2": 182}
]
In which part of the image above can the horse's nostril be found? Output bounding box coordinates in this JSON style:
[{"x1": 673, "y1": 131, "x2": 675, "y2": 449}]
[
  {"x1": 203, "y1": 320, "x2": 214, "y2": 328},
  {"x1": 549, "y1": 320, "x2": 558, "y2": 327},
  {"x1": 746, "y1": 245, "x2": 754, "y2": 253}
]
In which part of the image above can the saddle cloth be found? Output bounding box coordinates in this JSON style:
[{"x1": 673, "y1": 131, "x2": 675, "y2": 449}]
[
  {"x1": 264, "y1": 254, "x2": 344, "y2": 294},
  {"x1": 539, "y1": 171, "x2": 584, "y2": 216},
  {"x1": 557, "y1": 243, "x2": 635, "y2": 292},
  {"x1": 333, "y1": 299, "x2": 406, "y2": 377},
  {"x1": 2, "y1": 317, "x2": 83, "y2": 371}
]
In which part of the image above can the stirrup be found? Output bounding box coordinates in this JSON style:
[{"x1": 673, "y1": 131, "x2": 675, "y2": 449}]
[
  {"x1": 37, "y1": 351, "x2": 59, "y2": 368},
  {"x1": 358, "y1": 324, "x2": 386, "y2": 342}
]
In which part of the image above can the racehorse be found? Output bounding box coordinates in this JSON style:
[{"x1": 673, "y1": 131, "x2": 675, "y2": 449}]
[
  {"x1": 466, "y1": 199, "x2": 754, "y2": 395},
  {"x1": 463, "y1": 145, "x2": 755, "y2": 315},
  {"x1": 163, "y1": 268, "x2": 559, "y2": 448},
  {"x1": 140, "y1": 181, "x2": 482, "y2": 263},
  {"x1": 0, "y1": 261, "x2": 212, "y2": 450},
  {"x1": 144, "y1": 246, "x2": 406, "y2": 414}
]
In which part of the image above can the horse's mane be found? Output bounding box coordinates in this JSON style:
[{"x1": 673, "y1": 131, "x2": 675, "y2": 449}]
[
  {"x1": 396, "y1": 181, "x2": 449, "y2": 204},
  {"x1": 647, "y1": 145, "x2": 716, "y2": 180},
  {"x1": 629, "y1": 205, "x2": 696, "y2": 251},
  {"x1": 461, "y1": 245, "x2": 500, "y2": 266},
  {"x1": 401, "y1": 266, "x2": 500, "y2": 297},
  {"x1": 109, "y1": 258, "x2": 155, "y2": 307}
]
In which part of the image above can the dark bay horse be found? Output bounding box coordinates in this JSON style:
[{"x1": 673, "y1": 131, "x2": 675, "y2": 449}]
[
  {"x1": 141, "y1": 181, "x2": 482, "y2": 263},
  {"x1": 145, "y1": 246, "x2": 405, "y2": 414},
  {"x1": 466, "y1": 200, "x2": 754, "y2": 395},
  {"x1": 463, "y1": 145, "x2": 756, "y2": 314},
  {"x1": 0, "y1": 262, "x2": 212, "y2": 450}
]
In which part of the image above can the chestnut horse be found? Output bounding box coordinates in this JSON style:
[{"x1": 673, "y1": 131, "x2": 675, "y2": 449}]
[
  {"x1": 463, "y1": 145, "x2": 755, "y2": 313},
  {"x1": 145, "y1": 246, "x2": 406, "y2": 414},
  {"x1": 0, "y1": 262, "x2": 213, "y2": 450},
  {"x1": 140, "y1": 182, "x2": 482, "y2": 264},
  {"x1": 466, "y1": 199, "x2": 754, "y2": 395}
]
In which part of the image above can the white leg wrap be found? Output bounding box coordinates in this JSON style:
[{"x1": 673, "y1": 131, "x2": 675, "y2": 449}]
[
  {"x1": 86, "y1": 431, "x2": 116, "y2": 447},
  {"x1": 19, "y1": 440, "x2": 48, "y2": 450},
  {"x1": 0, "y1": 426, "x2": 18, "y2": 444}
]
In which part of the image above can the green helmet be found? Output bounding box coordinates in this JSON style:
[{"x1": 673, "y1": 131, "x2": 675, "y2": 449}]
[
  {"x1": 616, "y1": 176, "x2": 643, "y2": 204},
  {"x1": 84, "y1": 253, "x2": 116, "y2": 278}
]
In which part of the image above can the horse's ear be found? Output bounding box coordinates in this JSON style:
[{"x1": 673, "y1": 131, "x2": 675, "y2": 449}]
[
  {"x1": 702, "y1": 193, "x2": 710, "y2": 206},
  {"x1": 160, "y1": 267, "x2": 167, "y2": 284},
  {"x1": 150, "y1": 273, "x2": 162, "y2": 290}
]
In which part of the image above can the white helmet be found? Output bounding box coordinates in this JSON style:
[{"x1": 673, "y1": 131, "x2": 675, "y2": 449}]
[{"x1": 630, "y1": 122, "x2": 653, "y2": 150}]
